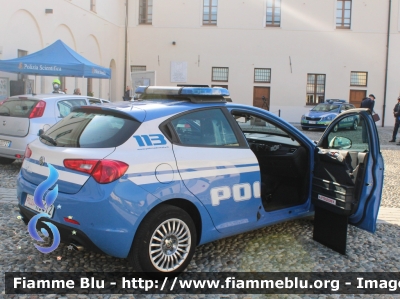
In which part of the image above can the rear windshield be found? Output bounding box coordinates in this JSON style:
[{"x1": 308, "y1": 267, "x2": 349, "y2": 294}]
[
  {"x1": 0, "y1": 99, "x2": 38, "y2": 117},
  {"x1": 41, "y1": 111, "x2": 141, "y2": 148}
]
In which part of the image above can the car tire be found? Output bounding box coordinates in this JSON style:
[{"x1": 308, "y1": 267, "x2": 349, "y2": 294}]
[
  {"x1": 301, "y1": 127, "x2": 309, "y2": 131},
  {"x1": 351, "y1": 120, "x2": 358, "y2": 130},
  {"x1": 128, "y1": 204, "x2": 197, "y2": 276},
  {"x1": 0, "y1": 157, "x2": 15, "y2": 164},
  {"x1": 333, "y1": 124, "x2": 338, "y2": 132}
]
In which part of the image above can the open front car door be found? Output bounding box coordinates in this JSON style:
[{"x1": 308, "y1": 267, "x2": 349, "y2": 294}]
[{"x1": 311, "y1": 109, "x2": 384, "y2": 254}]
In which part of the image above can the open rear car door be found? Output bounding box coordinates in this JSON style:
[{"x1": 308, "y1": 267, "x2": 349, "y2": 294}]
[{"x1": 311, "y1": 109, "x2": 384, "y2": 254}]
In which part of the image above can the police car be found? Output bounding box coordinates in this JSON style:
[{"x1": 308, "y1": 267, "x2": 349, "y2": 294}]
[
  {"x1": 17, "y1": 86, "x2": 384, "y2": 274},
  {"x1": 300, "y1": 100, "x2": 358, "y2": 131}
]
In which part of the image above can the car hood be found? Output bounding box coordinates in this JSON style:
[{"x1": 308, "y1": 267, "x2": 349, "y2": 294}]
[{"x1": 305, "y1": 110, "x2": 337, "y2": 118}]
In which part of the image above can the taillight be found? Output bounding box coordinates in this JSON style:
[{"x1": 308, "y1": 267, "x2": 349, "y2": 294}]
[
  {"x1": 64, "y1": 159, "x2": 98, "y2": 174},
  {"x1": 64, "y1": 159, "x2": 128, "y2": 184},
  {"x1": 29, "y1": 100, "x2": 46, "y2": 118},
  {"x1": 24, "y1": 145, "x2": 32, "y2": 159}
]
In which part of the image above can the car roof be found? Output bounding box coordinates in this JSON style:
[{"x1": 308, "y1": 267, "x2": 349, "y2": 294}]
[
  {"x1": 77, "y1": 86, "x2": 257, "y2": 121},
  {"x1": 9, "y1": 94, "x2": 91, "y2": 100},
  {"x1": 99, "y1": 99, "x2": 229, "y2": 119},
  {"x1": 88, "y1": 97, "x2": 110, "y2": 103}
]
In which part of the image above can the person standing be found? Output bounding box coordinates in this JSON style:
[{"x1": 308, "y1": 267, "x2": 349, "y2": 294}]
[
  {"x1": 73, "y1": 88, "x2": 81, "y2": 95},
  {"x1": 52, "y1": 79, "x2": 65, "y2": 94},
  {"x1": 360, "y1": 94, "x2": 376, "y2": 111},
  {"x1": 389, "y1": 96, "x2": 400, "y2": 144},
  {"x1": 123, "y1": 86, "x2": 132, "y2": 101},
  {"x1": 360, "y1": 94, "x2": 376, "y2": 143}
]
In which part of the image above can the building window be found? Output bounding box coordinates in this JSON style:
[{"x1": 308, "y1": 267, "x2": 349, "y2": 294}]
[
  {"x1": 266, "y1": 0, "x2": 281, "y2": 27},
  {"x1": 18, "y1": 49, "x2": 28, "y2": 57},
  {"x1": 336, "y1": 0, "x2": 351, "y2": 29},
  {"x1": 131, "y1": 65, "x2": 146, "y2": 72},
  {"x1": 139, "y1": 0, "x2": 153, "y2": 24},
  {"x1": 254, "y1": 68, "x2": 271, "y2": 83},
  {"x1": 212, "y1": 67, "x2": 228, "y2": 82},
  {"x1": 203, "y1": 0, "x2": 218, "y2": 25},
  {"x1": 350, "y1": 71, "x2": 367, "y2": 86},
  {"x1": 306, "y1": 74, "x2": 326, "y2": 105},
  {"x1": 90, "y1": 0, "x2": 96, "y2": 12}
]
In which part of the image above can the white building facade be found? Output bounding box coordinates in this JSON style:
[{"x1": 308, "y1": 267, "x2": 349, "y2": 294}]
[
  {"x1": 0, "y1": 0, "x2": 125, "y2": 102},
  {"x1": 129, "y1": 0, "x2": 400, "y2": 126},
  {"x1": 1, "y1": 0, "x2": 400, "y2": 125}
]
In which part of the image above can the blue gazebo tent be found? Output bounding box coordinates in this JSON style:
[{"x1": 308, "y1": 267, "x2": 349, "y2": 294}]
[{"x1": 0, "y1": 40, "x2": 111, "y2": 79}]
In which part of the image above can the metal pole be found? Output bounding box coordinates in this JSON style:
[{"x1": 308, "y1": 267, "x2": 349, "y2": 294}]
[
  {"x1": 123, "y1": 0, "x2": 129, "y2": 94},
  {"x1": 109, "y1": 79, "x2": 111, "y2": 101},
  {"x1": 382, "y1": 0, "x2": 392, "y2": 127}
]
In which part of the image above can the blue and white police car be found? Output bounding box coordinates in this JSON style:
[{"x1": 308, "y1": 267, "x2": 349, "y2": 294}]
[
  {"x1": 17, "y1": 86, "x2": 384, "y2": 274},
  {"x1": 300, "y1": 100, "x2": 358, "y2": 131}
]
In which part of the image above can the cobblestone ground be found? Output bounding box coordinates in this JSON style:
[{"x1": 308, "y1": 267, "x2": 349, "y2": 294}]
[{"x1": 1, "y1": 126, "x2": 400, "y2": 299}]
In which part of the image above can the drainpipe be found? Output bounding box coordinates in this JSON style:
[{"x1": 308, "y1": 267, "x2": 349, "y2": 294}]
[
  {"x1": 382, "y1": 0, "x2": 392, "y2": 127},
  {"x1": 123, "y1": 0, "x2": 129, "y2": 94}
]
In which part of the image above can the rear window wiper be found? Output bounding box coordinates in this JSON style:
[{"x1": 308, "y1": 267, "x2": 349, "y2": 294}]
[
  {"x1": 0, "y1": 112, "x2": 10, "y2": 116},
  {"x1": 40, "y1": 134, "x2": 57, "y2": 146}
]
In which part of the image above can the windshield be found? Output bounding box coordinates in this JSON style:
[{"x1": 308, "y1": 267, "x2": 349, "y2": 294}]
[{"x1": 311, "y1": 103, "x2": 340, "y2": 112}]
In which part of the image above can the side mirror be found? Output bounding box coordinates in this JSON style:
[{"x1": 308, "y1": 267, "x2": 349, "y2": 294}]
[
  {"x1": 329, "y1": 136, "x2": 352, "y2": 150},
  {"x1": 38, "y1": 129, "x2": 44, "y2": 136}
]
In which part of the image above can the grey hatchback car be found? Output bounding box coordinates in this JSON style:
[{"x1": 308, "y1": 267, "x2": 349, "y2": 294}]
[{"x1": 0, "y1": 94, "x2": 96, "y2": 164}]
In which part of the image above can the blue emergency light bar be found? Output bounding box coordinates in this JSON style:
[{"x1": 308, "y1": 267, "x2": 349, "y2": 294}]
[
  {"x1": 326, "y1": 99, "x2": 346, "y2": 104},
  {"x1": 135, "y1": 86, "x2": 230, "y2": 97}
]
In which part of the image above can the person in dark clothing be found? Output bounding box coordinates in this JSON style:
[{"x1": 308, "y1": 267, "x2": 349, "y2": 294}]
[
  {"x1": 389, "y1": 97, "x2": 400, "y2": 144},
  {"x1": 360, "y1": 94, "x2": 375, "y2": 111},
  {"x1": 123, "y1": 86, "x2": 132, "y2": 101},
  {"x1": 360, "y1": 94, "x2": 376, "y2": 143}
]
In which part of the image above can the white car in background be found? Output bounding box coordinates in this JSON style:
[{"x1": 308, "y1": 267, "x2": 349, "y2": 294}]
[
  {"x1": 88, "y1": 97, "x2": 110, "y2": 105},
  {"x1": 0, "y1": 94, "x2": 108, "y2": 164}
]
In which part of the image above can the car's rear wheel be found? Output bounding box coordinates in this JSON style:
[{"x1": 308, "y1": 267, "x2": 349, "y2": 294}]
[
  {"x1": 351, "y1": 120, "x2": 358, "y2": 130},
  {"x1": 301, "y1": 127, "x2": 309, "y2": 131},
  {"x1": 129, "y1": 204, "x2": 196, "y2": 275},
  {"x1": 0, "y1": 157, "x2": 15, "y2": 164}
]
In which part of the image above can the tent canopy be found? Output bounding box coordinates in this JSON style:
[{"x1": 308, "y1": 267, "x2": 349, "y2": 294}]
[{"x1": 0, "y1": 40, "x2": 111, "y2": 79}]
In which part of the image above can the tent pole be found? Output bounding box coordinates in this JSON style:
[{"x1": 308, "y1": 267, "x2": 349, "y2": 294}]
[{"x1": 124, "y1": 0, "x2": 129, "y2": 93}]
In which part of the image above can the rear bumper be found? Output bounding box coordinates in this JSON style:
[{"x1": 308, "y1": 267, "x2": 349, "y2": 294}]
[
  {"x1": 18, "y1": 204, "x2": 105, "y2": 254},
  {"x1": 0, "y1": 133, "x2": 38, "y2": 159},
  {"x1": 16, "y1": 172, "x2": 161, "y2": 258}
]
